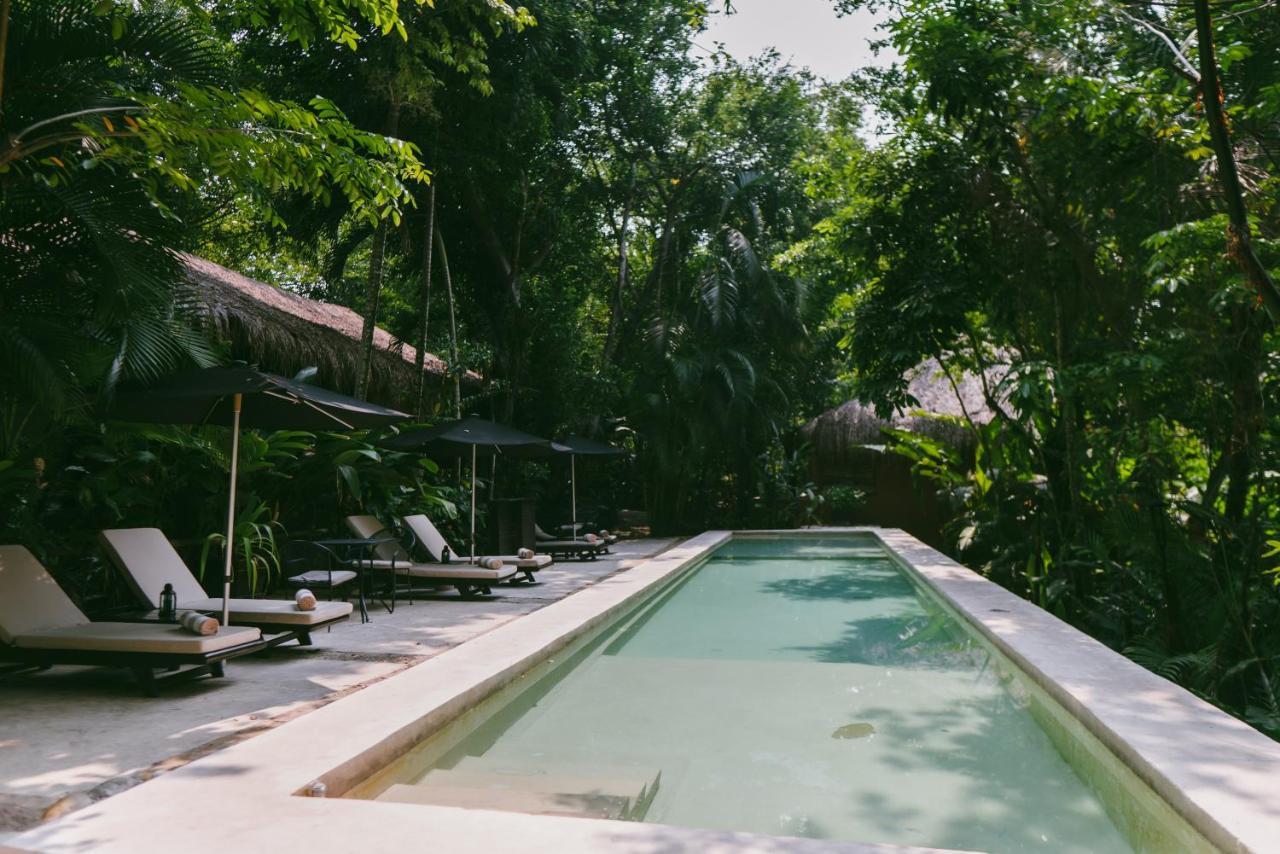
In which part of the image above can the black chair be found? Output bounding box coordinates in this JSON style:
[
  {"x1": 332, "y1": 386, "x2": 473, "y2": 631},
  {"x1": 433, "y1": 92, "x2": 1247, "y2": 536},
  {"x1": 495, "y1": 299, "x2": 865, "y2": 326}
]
[{"x1": 283, "y1": 540, "x2": 358, "y2": 604}]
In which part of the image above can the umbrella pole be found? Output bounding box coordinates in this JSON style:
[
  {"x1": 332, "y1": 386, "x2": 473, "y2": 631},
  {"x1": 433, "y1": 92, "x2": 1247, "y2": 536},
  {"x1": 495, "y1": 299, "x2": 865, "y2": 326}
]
[
  {"x1": 470, "y1": 443, "x2": 477, "y2": 564},
  {"x1": 221, "y1": 393, "x2": 242, "y2": 627},
  {"x1": 571, "y1": 455, "x2": 578, "y2": 541}
]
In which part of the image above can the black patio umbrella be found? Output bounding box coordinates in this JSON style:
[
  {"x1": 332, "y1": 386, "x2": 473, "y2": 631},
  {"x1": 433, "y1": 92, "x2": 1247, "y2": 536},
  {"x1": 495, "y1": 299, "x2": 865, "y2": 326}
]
[
  {"x1": 111, "y1": 365, "x2": 410, "y2": 624},
  {"x1": 552, "y1": 436, "x2": 627, "y2": 540},
  {"x1": 382, "y1": 416, "x2": 556, "y2": 561}
]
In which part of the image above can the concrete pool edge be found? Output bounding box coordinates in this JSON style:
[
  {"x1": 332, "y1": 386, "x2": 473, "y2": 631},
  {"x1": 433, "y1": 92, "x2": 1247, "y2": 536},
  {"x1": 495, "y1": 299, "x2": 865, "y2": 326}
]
[{"x1": 13, "y1": 528, "x2": 1280, "y2": 853}]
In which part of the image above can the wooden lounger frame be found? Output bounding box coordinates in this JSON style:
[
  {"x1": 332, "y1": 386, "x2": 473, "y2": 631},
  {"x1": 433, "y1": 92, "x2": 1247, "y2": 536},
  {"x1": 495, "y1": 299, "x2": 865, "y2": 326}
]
[
  {"x1": 377, "y1": 522, "x2": 507, "y2": 600},
  {"x1": 537, "y1": 540, "x2": 605, "y2": 561},
  {"x1": 102, "y1": 605, "x2": 352, "y2": 650},
  {"x1": 187, "y1": 614, "x2": 348, "y2": 649},
  {"x1": 0, "y1": 636, "x2": 269, "y2": 697}
]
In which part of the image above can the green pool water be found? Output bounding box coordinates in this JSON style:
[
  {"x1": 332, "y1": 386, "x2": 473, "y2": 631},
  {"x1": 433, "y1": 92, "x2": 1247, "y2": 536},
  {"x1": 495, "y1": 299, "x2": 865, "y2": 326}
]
[{"x1": 394, "y1": 535, "x2": 1135, "y2": 852}]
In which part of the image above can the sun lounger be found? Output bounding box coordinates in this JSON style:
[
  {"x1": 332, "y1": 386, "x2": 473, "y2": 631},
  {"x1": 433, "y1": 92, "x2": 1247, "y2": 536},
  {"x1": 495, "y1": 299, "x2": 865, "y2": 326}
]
[
  {"x1": 399, "y1": 513, "x2": 552, "y2": 583},
  {"x1": 0, "y1": 545, "x2": 265, "y2": 695},
  {"x1": 343, "y1": 516, "x2": 517, "y2": 598},
  {"x1": 99, "y1": 528, "x2": 353, "y2": 646},
  {"x1": 534, "y1": 524, "x2": 609, "y2": 559},
  {"x1": 544, "y1": 523, "x2": 617, "y2": 551}
]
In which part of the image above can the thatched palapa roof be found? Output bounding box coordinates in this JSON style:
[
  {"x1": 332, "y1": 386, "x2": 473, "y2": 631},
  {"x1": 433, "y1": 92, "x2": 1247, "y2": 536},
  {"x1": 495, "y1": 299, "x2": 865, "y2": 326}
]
[
  {"x1": 803, "y1": 359, "x2": 1006, "y2": 478},
  {"x1": 182, "y1": 254, "x2": 474, "y2": 405}
]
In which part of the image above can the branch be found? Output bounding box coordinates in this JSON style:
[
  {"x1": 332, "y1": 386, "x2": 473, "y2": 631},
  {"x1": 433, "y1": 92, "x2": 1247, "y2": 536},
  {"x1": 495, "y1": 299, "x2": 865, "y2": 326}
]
[
  {"x1": 1194, "y1": 0, "x2": 1280, "y2": 325},
  {"x1": 1111, "y1": 3, "x2": 1200, "y2": 83}
]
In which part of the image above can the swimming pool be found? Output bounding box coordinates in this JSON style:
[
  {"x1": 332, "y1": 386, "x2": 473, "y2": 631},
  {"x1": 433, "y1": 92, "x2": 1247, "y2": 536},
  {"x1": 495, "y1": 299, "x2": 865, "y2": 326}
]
[
  {"x1": 21, "y1": 528, "x2": 1279, "y2": 854},
  {"x1": 350, "y1": 534, "x2": 1202, "y2": 852}
]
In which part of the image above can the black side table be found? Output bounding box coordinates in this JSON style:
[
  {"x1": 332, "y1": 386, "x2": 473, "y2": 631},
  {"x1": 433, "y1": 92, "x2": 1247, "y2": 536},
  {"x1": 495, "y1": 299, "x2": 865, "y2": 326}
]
[{"x1": 312, "y1": 536, "x2": 398, "y2": 623}]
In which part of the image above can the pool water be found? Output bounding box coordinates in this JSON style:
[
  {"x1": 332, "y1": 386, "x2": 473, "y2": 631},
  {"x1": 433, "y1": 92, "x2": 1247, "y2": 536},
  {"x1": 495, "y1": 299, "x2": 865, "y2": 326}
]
[{"x1": 388, "y1": 535, "x2": 1133, "y2": 852}]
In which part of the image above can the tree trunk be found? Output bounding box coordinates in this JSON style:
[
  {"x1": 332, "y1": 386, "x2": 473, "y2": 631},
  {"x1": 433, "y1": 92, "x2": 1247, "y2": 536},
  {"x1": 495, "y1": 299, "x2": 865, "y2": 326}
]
[
  {"x1": 435, "y1": 226, "x2": 462, "y2": 419},
  {"x1": 1222, "y1": 305, "x2": 1263, "y2": 524},
  {"x1": 602, "y1": 161, "x2": 637, "y2": 366},
  {"x1": 1193, "y1": 0, "x2": 1280, "y2": 325},
  {"x1": 414, "y1": 179, "x2": 437, "y2": 417},
  {"x1": 353, "y1": 221, "x2": 388, "y2": 400},
  {"x1": 353, "y1": 97, "x2": 402, "y2": 400}
]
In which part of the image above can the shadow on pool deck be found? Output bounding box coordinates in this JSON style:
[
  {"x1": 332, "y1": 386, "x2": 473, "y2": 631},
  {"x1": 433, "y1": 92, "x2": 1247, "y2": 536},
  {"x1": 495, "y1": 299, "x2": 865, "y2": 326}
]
[{"x1": 0, "y1": 538, "x2": 680, "y2": 836}]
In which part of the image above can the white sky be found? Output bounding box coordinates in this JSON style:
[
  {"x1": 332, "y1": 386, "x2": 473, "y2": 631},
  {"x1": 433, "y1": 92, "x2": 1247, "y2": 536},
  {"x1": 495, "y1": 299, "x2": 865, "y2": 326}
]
[{"x1": 700, "y1": 0, "x2": 898, "y2": 81}]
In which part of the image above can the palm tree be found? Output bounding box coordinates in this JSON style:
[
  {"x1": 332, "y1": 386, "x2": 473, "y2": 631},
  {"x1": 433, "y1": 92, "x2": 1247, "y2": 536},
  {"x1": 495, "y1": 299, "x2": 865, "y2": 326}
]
[
  {"x1": 0, "y1": 0, "x2": 219, "y2": 452},
  {"x1": 634, "y1": 171, "x2": 809, "y2": 530}
]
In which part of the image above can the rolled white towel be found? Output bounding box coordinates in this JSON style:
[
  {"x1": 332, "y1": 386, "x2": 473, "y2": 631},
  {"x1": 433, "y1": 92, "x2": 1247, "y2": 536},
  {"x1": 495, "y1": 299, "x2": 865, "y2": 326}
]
[
  {"x1": 482, "y1": 556, "x2": 504, "y2": 570},
  {"x1": 179, "y1": 610, "x2": 219, "y2": 636},
  {"x1": 295, "y1": 588, "x2": 317, "y2": 611},
  {"x1": 584, "y1": 533, "x2": 601, "y2": 544},
  {"x1": 517, "y1": 547, "x2": 534, "y2": 560},
  {"x1": 598, "y1": 530, "x2": 611, "y2": 538}
]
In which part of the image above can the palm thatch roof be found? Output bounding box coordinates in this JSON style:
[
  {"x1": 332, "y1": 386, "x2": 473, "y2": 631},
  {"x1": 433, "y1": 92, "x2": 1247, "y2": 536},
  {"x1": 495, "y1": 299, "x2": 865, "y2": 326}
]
[
  {"x1": 803, "y1": 359, "x2": 1006, "y2": 476},
  {"x1": 182, "y1": 254, "x2": 474, "y2": 405}
]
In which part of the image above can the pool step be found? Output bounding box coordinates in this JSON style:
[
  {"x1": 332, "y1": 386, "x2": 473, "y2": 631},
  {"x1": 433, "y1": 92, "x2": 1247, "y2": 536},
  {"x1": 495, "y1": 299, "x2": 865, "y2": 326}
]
[{"x1": 378, "y1": 768, "x2": 661, "y2": 821}]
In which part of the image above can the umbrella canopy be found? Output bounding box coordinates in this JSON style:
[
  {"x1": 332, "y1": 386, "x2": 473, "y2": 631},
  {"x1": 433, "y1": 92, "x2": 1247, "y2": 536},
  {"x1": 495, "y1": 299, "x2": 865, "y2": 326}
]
[
  {"x1": 382, "y1": 416, "x2": 555, "y2": 561},
  {"x1": 553, "y1": 435, "x2": 627, "y2": 457},
  {"x1": 110, "y1": 365, "x2": 409, "y2": 625},
  {"x1": 552, "y1": 436, "x2": 626, "y2": 540},
  {"x1": 112, "y1": 365, "x2": 407, "y2": 430},
  {"x1": 382, "y1": 415, "x2": 556, "y2": 458}
]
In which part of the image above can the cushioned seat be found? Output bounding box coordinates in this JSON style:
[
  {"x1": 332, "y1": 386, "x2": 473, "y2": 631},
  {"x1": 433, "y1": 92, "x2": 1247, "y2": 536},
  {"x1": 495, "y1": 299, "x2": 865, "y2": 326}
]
[
  {"x1": 13, "y1": 621, "x2": 262, "y2": 654},
  {"x1": 531, "y1": 539, "x2": 606, "y2": 560},
  {"x1": 343, "y1": 515, "x2": 521, "y2": 594},
  {"x1": 175, "y1": 596, "x2": 353, "y2": 626},
  {"x1": 394, "y1": 563, "x2": 517, "y2": 581},
  {"x1": 359, "y1": 558, "x2": 516, "y2": 581},
  {"x1": 0, "y1": 545, "x2": 265, "y2": 694},
  {"x1": 100, "y1": 528, "x2": 353, "y2": 637},
  {"x1": 397, "y1": 514, "x2": 552, "y2": 578},
  {"x1": 501, "y1": 553, "x2": 553, "y2": 569}
]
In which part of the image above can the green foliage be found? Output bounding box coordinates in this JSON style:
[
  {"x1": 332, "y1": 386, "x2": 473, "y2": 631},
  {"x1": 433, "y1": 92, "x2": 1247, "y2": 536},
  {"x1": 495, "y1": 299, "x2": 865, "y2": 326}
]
[
  {"x1": 820, "y1": 0, "x2": 1280, "y2": 736},
  {"x1": 199, "y1": 498, "x2": 284, "y2": 596}
]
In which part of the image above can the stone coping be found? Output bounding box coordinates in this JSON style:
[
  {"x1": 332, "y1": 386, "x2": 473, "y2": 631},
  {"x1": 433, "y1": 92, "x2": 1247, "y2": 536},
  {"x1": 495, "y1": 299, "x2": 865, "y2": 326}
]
[{"x1": 15, "y1": 528, "x2": 1280, "y2": 853}]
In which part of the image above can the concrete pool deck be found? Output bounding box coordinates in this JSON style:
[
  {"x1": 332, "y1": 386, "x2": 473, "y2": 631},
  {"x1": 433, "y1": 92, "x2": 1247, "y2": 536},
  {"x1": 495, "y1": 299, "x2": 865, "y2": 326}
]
[
  {"x1": 0, "y1": 538, "x2": 679, "y2": 837},
  {"x1": 9, "y1": 528, "x2": 1280, "y2": 853}
]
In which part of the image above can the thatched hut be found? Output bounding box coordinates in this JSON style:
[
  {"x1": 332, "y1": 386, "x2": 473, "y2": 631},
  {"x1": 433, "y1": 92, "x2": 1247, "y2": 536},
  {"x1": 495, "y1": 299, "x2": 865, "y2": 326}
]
[
  {"x1": 182, "y1": 254, "x2": 473, "y2": 409},
  {"x1": 802, "y1": 359, "x2": 1004, "y2": 543}
]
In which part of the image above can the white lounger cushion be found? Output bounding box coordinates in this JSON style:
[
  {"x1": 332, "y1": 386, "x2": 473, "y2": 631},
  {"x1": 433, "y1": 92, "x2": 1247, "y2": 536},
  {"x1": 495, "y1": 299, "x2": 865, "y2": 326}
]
[
  {"x1": 344, "y1": 516, "x2": 519, "y2": 581},
  {"x1": 395, "y1": 563, "x2": 517, "y2": 581},
  {"x1": 396, "y1": 514, "x2": 451, "y2": 562},
  {"x1": 344, "y1": 515, "x2": 413, "y2": 562},
  {"x1": 101, "y1": 528, "x2": 353, "y2": 625},
  {"x1": 171, "y1": 598, "x2": 352, "y2": 626},
  {"x1": 99, "y1": 528, "x2": 207, "y2": 603},
  {"x1": 362, "y1": 558, "x2": 517, "y2": 578},
  {"x1": 502, "y1": 553, "x2": 552, "y2": 569},
  {"x1": 399, "y1": 514, "x2": 550, "y2": 570},
  {"x1": 0, "y1": 545, "x2": 262, "y2": 653},
  {"x1": 13, "y1": 622, "x2": 261, "y2": 654},
  {"x1": 0, "y1": 545, "x2": 90, "y2": 643}
]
